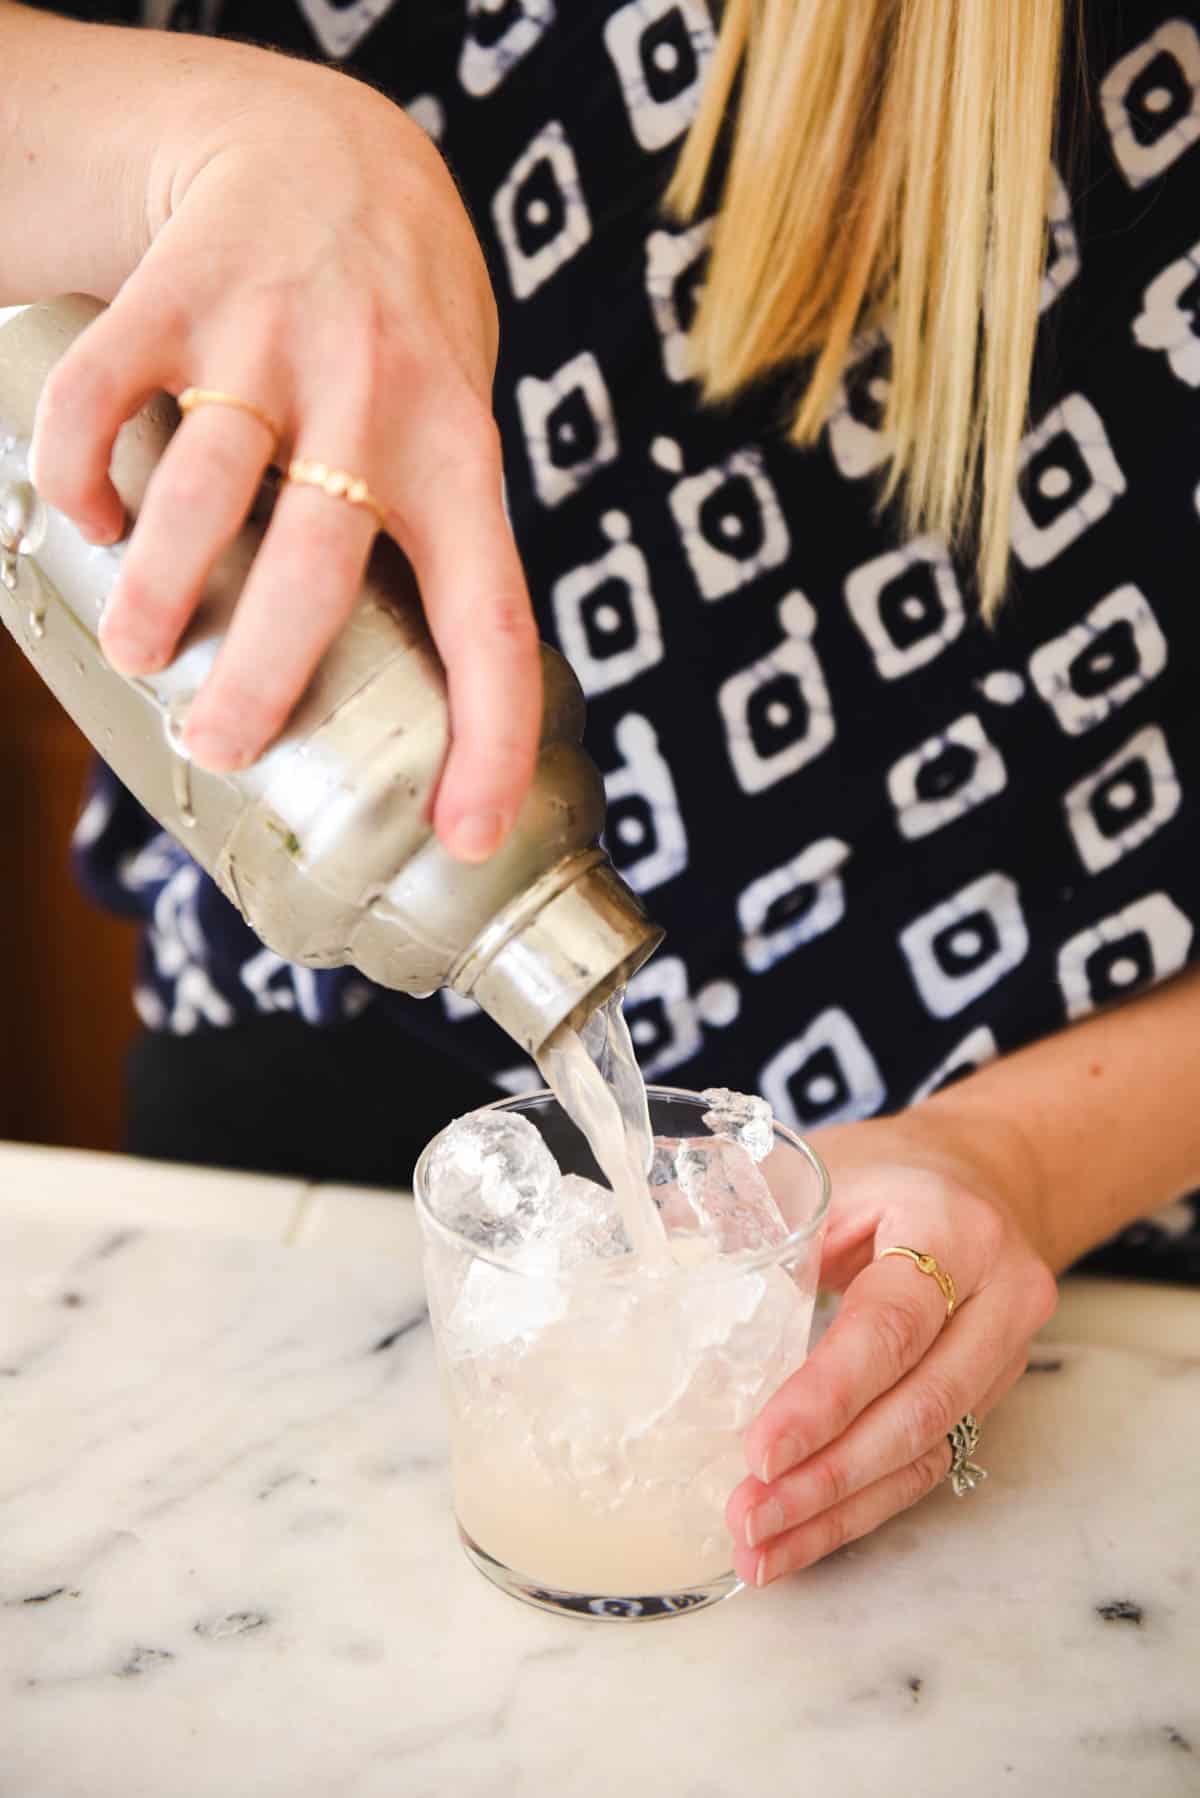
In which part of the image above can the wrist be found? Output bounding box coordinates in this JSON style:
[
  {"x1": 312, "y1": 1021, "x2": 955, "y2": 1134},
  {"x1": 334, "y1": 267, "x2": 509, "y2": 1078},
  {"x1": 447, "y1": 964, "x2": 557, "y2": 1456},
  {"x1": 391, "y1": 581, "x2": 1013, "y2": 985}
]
[
  {"x1": 0, "y1": 11, "x2": 310, "y2": 301},
  {"x1": 893, "y1": 1091, "x2": 1056, "y2": 1266},
  {"x1": 144, "y1": 45, "x2": 326, "y2": 237},
  {"x1": 147, "y1": 50, "x2": 393, "y2": 238},
  {"x1": 817, "y1": 1096, "x2": 1053, "y2": 1266}
]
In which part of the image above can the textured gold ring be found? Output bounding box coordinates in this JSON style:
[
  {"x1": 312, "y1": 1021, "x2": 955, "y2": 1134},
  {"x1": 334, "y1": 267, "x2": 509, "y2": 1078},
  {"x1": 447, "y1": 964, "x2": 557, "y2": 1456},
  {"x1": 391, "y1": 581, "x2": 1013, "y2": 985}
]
[
  {"x1": 178, "y1": 387, "x2": 282, "y2": 448},
  {"x1": 946, "y1": 1412, "x2": 987, "y2": 1497},
  {"x1": 878, "y1": 1245, "x2": 958, "y2": 1320},
  {"x1": 285, "y1": 457, "x2": 387, "y2": 529}
]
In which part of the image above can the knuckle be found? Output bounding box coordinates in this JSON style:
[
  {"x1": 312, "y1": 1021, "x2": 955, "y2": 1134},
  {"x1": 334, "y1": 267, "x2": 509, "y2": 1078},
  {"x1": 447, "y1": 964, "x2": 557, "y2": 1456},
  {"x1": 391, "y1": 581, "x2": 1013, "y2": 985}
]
[
  {"x1": 1026, "y1": 1263, "x2": 1059, "y2": 1331},
  {"x1": 820, "y1": 1369, "x2": 860, "y2": 1442},
  {"x1": 158, "y1": 439, "x2": 247, "y2": 514},
  {"x1": 29, "y1": 458, "x2": 73, "y2": 512},
  {"x1": 276, "y1": 508, "x2": 366, "y2": 592},
  {"x1": 724, "y1": 1486, "x2": 748, "y2": 1538},
  {"x1": 334, "y1": 290, "x2": 387, "y2": 348},
  {"x1": 906, "y1": 1371, "x2": 959, "y2": 1456},
  {"x1": 424, "y1": 403, "x2": 506, "y2": 493},
  {"x1": 894, "y1": 1462, "x2": 927, "y2": 1513},
  {"x1": 150, "y1": 465, "x2": 216, "y2": 526},
  {"x1": 37, "y1": 358, "x2": 73, "y2": 419},
  {"x1": 35, "y1": 359, "x2": 122, "y2": 513},
  {"x1": 808, "y1": 1454, "x2": 851, "y2": 1514},
  {"x1": 47, "y1": 346, "x2": 119, "y2": 424},
  {"x1": 489, "y1": 589, "x2": 538, "y2": 649},
  {"x1": 336, "y1": 343, "x2": 393, "y2": 416},
  {"x1": 461, "y1": 404, "x2": 503, "y2": 464},
  {"x1": 32, "y1": 452, "x2": 83, "y2": 523},
  {"x1": 895, "y1": 1450, "x2": 945, "y2": 1514},
  {"x1": 423, "y1": 374, "x2": 496, "y2": 443},
  {"x1": 374, "y1": 307, "x2": 433, "y2": 371},
  {"x1": 918, "y1": 1443, "x2": 952, "y2": 1498},
  {"x1": 132, "y1": 278, "x2": 188, "y2": 347},
  {"x1": 811, "y1": 1505, "x2": 853, "y2": 1563},
  {"x1": 971, "y1": 1199, "x2": 1006, "y2": 1262},
  {"x1": 868, "y1": 1298, "x2": 927, "y2": 1378}
]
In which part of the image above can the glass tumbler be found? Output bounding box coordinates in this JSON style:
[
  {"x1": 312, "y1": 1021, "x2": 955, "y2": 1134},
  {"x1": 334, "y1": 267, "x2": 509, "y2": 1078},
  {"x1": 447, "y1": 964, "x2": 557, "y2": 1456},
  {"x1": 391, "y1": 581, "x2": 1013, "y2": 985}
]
[{"x1": 414, "y1": 1086, "x2": 830, "y2": 1620}]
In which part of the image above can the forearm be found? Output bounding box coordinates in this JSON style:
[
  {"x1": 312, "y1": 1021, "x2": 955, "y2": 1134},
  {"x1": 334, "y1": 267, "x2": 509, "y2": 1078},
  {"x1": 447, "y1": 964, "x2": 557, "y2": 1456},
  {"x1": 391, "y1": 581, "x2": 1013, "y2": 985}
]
[
  {"x1": 902, "y1": 965, "x2": 1200, "y2": 1271},
  {"x1": 0, "y1": 3, "x2": 328, "y2": 303}
]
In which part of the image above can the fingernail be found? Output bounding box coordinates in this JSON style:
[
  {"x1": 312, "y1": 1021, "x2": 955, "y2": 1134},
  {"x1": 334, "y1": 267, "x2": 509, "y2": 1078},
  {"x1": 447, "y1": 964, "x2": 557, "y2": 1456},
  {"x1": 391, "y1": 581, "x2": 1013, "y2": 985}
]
[
  {"x1": 83, "y1": 509, "x2": 126, "y2": 548},
  {"x1": 755, "y1": 1554, "x2": 769, "y2": 1589},
  {"x1": 185, "y1": 729, "x2": 250, "y2": 771},
  {"x1": 745, "y1": 1499, "x2": 784, "y2": 1550},
  {"x1": 449, "y1": 810, "x2": 507, "y2": 863},
  {"x1": 761, "y1": 1435, "x2": 800, "y2": 1486},
  {"x1": 102, "y1": 634, "x2": 162, "y2": 677}
]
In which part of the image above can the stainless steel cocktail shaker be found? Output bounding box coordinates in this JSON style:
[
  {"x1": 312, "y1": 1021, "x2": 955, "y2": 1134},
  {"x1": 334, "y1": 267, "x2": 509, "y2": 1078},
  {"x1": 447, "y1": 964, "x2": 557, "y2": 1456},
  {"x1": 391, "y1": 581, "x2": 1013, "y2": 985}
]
[{"x1": 0, "y1": 297, "x2": 662, "y2": 1054}]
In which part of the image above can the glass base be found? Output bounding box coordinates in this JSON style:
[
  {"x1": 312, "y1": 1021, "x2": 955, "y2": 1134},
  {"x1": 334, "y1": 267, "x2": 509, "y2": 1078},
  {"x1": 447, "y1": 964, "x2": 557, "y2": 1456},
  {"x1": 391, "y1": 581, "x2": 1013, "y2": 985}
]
[{"x1": 458, "y1": 1524, "x2": 742, "y2": 1620}]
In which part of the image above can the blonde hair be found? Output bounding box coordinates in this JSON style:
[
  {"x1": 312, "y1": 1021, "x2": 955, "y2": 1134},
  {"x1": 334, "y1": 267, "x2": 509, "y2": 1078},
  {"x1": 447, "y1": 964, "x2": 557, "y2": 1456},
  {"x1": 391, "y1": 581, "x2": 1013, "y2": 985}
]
[{"x1": 669, "y1": 0, "x2": 1068, "y2": 616}]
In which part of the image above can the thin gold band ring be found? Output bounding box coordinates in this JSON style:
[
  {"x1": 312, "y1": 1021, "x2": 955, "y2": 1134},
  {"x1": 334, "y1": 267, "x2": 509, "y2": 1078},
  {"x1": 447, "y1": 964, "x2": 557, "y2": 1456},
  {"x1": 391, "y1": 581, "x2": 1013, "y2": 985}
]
[
  {"x1": 877, "y1": 1245, "x2": 958, "y2": 1320},
  {"x1": 178, "y1": 386, "x2": 282, "y2": 448}
]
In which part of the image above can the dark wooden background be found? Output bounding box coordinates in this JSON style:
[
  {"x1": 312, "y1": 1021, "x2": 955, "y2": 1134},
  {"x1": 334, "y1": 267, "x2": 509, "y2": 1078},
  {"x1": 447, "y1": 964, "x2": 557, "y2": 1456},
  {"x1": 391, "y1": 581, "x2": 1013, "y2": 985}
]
[{"x1": 0, "y1": 634, "x2": 137, "y2": 1150}]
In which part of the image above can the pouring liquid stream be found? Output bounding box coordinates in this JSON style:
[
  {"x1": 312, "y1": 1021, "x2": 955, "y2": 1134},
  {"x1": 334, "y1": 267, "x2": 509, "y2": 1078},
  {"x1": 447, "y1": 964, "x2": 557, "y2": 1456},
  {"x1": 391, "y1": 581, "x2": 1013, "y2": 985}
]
[{"x1": 537, "y1": 991, "x2": 667, "y2": 1262}]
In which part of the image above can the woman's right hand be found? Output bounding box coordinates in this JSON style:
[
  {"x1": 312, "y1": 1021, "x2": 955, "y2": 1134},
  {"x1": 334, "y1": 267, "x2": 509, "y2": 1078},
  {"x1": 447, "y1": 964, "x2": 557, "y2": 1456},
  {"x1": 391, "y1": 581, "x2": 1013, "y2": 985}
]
[{"x1": 29, "y1": 47, "x2": 541, "y2": 863}]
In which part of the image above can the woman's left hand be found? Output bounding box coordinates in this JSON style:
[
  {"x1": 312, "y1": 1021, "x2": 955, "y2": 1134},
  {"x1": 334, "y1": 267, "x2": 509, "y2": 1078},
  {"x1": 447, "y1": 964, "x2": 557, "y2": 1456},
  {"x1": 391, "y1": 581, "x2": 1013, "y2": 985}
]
[{"x1": 727, "y1": 1107, "x2": 1058, "y2": 1588}]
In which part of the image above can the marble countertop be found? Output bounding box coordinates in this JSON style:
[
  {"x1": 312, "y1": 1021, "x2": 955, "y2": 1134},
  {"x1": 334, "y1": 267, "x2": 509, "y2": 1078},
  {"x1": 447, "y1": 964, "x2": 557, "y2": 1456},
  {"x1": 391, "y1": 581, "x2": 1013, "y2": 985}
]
[{"x1": 1, "y1": 1142, "x2": 1197, "y2": 1798}]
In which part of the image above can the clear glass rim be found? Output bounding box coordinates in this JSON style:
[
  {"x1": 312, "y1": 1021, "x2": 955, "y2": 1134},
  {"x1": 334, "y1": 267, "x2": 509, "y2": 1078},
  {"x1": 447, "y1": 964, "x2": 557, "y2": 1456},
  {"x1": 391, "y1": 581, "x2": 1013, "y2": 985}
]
[{"x1": 412, "y1": 1082, "x2": 832, "y2": 1285}]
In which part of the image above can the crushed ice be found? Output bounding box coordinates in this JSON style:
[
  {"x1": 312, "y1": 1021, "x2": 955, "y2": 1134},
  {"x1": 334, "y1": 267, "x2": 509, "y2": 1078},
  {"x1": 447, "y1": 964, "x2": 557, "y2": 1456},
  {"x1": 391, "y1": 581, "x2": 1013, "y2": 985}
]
[{"x1": 700, "y1": 1087, "x2": 775, "y2": 1163}]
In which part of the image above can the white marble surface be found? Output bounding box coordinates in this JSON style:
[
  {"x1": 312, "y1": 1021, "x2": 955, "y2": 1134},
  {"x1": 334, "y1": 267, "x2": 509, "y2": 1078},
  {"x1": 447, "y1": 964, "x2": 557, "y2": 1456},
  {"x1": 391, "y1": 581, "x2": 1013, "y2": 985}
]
[{"x1": 1, "y1": 1147, "x2": 1198, "y2": 1798}]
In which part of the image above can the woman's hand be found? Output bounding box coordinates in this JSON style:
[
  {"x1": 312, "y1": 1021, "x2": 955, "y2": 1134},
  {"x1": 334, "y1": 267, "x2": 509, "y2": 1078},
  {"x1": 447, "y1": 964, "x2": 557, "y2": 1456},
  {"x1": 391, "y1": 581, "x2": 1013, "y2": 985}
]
[
  {"x1": 727, "y1": 1108, "x2": 1058, "y2": 1587},
  {"x1": 27, "y1": 43, "x2": 539, "y2": 862}
]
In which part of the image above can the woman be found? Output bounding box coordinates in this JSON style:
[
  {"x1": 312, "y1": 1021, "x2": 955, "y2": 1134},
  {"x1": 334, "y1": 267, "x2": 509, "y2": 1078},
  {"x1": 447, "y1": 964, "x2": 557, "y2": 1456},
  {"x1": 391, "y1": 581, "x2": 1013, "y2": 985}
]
[{"x1": 3, "y1": 0, "x2": 1198, "y2": 1590}]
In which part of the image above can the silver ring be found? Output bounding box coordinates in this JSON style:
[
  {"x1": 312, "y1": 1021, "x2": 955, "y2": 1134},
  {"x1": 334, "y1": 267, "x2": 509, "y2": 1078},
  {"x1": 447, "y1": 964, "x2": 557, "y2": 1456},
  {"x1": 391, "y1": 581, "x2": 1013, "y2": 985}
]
[{"x1": 946, "y1": 1412, "x2": 988, "y2": 1498}]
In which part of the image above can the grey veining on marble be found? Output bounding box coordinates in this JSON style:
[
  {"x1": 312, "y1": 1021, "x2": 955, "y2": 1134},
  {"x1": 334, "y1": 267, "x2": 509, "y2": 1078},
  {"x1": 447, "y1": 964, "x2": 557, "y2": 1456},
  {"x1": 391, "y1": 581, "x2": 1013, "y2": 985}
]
[{"x1": 2, "y1": 1205, "x2": 1198, "y2": 1798}]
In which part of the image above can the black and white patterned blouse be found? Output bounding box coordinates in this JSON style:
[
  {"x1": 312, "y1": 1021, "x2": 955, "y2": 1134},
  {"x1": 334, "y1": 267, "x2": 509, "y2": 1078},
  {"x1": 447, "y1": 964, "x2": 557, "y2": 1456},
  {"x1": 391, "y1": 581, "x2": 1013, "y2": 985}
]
[{"x1": 70, "y1": 0, "x2": 1200, "y2": 1277}]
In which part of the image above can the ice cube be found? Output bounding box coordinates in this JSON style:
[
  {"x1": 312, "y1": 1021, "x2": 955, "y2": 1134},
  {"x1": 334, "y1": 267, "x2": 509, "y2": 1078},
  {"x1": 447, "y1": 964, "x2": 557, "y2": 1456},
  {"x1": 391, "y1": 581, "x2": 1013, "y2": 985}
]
[
  {"x1": 554, "y1": 1173, "x2": 634, "y2": 1268},
  {"x1": 674, "y1": 1136, "x2": 790, "y2": 1256},
  {"x1": 701, "y1": 1087, "x2": 775, "y2": 1163},
  {"x1": 652, "y1": 1262, "x2": 811, "y2": 1443},
  {"x1": 650, "y1": 1137, "x2": 712, "y2": 1238},
  {"x1": 423, "y1": 1110, "x2": 560, "y2": 1255},
  {"x1": 443, "y1": 1256, "x2": 566, "y2": 1357}
]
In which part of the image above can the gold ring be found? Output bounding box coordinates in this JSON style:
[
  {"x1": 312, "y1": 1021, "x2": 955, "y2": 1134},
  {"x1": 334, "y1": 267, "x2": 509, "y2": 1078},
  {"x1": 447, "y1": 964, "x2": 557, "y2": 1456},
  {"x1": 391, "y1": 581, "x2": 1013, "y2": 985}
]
[
  {"x1": 178, "y1": 387, "x2": 282, "y2": 448},
  {"x1": 285, "y1": 458, "x2": 387, "y2": 529},
  {"x1": 878, "y1": 1245, "x2": 958, "y2": 1319},
  {"x1": 946, "y1": 1412, "x2": 987, "y2": 1497}
]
